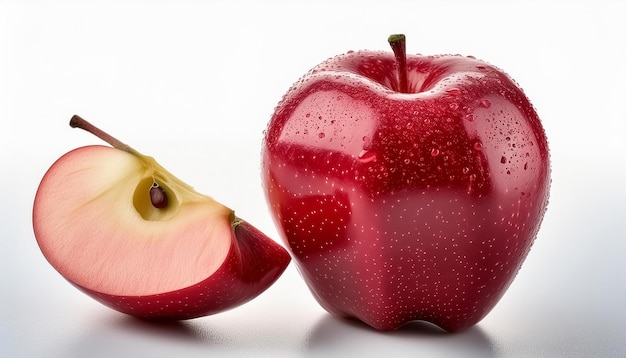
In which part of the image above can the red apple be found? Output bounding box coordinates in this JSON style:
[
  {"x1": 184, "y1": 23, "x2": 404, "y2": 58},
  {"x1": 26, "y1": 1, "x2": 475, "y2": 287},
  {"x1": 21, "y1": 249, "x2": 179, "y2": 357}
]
[
  {"x1": 261, "y1": 34, "x2": 550, "y2": 332},
  {"x1": 33, "y1": 115, "x2": 290, "y2": 319}
]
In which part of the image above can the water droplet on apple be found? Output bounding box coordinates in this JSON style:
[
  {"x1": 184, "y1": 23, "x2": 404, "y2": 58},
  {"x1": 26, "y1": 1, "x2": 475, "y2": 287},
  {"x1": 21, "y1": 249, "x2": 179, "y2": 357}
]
[
  {"x1": 500, "y1": 156, "x2": 507, "y2": 164},
  {"x1": 476, "y1": 65, "x2": 486, "y2": 71},
  {"x1": 524, "y1": 162, "x2": 528, "y2": 170},
  {"x1": 305, "y1": 113, "x2": 311, "y2": 118},
  {"x1": 479, "y1": 99, "x2": 491, "y2": 108},
  {"x1": 431, "y1": 148, "x2": 440, "y2": 157},
  {"x1": 462, "y1": 167, "x2": 470, "y2": 174},
  {"x1": 449, "y1": 102, "x2": 459, "y2": 110},
  {"x1": 467, "y1": 173, "x2": 477, "y2": 193},
  {"x1": 473, "y1": 140, "x2": 483, "y2": 151},
  {"x1": 446, "y1": 88, "x2": 461, "y2": 95},
  {"x1": 318, "y1": 132, "x2": 325, "y2": 139},
  {"x1": 465, "y1": 113, "x2": 475, "y2": 122},
  {"x1": 358, "y1": 149, "x2": 377, "y2": 163},
  {"x1": 404, "y1": 158, "x2": 411, "y2": 165}
]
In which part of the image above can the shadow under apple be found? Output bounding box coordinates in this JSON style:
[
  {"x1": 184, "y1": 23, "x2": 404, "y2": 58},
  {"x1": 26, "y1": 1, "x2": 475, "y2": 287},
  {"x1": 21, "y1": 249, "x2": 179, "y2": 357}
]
[
  {"x1": 56, "y1": 314, "x2": 225, "y2": 358},
  {"x1": 304, "y1": 314, "x2": 495, "y2": 357}
]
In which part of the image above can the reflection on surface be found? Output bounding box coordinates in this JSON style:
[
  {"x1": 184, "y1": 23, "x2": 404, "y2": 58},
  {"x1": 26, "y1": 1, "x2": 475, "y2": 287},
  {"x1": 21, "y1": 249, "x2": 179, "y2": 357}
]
[{"x1": 304, "y1": 314, "x2": 495, "y2": 357}]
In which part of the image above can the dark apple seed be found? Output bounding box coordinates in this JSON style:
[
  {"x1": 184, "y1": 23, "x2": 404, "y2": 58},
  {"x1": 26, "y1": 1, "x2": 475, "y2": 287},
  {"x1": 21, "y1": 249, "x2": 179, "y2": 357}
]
[{"x1": 150, "y1": 182, "x2": 168, "y2": 209}]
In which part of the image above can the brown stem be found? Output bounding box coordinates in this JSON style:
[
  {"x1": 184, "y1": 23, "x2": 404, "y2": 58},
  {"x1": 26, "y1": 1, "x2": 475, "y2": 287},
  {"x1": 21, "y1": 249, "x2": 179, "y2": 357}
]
[
  {"x1": 69, "y1": 115, "x2": 138, "y2": 155},
  {"x1": 388, "y1": 34, "x2": 408, "y2": 93}
]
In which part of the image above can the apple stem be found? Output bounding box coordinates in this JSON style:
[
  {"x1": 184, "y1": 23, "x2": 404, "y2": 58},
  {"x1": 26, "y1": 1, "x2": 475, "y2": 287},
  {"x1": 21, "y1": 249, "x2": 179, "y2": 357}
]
[
  {"x1": 69, "y1": 115, "x2": 139, "y2": 155},
  {"x1": 388, "y1": 34, "x2": 408, "y2": 93}
]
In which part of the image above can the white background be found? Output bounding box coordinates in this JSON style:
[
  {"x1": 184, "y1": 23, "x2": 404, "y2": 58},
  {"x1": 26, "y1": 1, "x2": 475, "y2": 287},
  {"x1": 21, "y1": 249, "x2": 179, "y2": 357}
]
[{"x1": 1, "y1": 0, "x2": 625, "y2": 357}]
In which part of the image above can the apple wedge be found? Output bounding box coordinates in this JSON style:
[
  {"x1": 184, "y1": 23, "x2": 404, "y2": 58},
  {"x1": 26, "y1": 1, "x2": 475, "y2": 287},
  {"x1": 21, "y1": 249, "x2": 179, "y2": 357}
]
[{"x1": 33, "y1": 115, "x2": 290, "y2": 319}]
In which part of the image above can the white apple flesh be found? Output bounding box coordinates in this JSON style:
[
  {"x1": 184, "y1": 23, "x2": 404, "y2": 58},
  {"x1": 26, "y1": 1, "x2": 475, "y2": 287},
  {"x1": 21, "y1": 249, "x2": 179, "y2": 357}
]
[{"x1": 33, "y1": 115, "x2": 290, "y2": 319}]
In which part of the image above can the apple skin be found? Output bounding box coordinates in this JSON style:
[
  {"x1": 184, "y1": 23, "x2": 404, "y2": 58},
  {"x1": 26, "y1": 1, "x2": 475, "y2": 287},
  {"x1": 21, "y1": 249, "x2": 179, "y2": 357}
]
[
  {"x1": 261, "y1": 50, "x2": 550, "y2": 332},
  {"x1": 33, "y1": 144, "x2": 290, "y2": 320}
]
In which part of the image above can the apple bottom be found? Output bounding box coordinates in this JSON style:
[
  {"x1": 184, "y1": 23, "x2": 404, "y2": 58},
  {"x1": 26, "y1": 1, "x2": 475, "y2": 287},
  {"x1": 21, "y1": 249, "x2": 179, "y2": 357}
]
[
  {"x1": 71, "y1": 221, "x2": 290, "y2": 320},
  {"x1": 299, "y1": 264, "x2": 508, "y2": 333},
  {"x1": 280, "y1": 189, "x2": 541, "y2": 332}
]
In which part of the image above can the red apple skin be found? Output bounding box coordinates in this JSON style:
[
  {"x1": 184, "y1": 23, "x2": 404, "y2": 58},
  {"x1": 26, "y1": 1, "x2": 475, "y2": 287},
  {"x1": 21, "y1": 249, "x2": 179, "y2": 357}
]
[
  {"x1": 72, "y1": 221, "x2": 290, "y2": 319},
  {"x1": 261, "y1": 50, "x2": 550, "y2": 332}
]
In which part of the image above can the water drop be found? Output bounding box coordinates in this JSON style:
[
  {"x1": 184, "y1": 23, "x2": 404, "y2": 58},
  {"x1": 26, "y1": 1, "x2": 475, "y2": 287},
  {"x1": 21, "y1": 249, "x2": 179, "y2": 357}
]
[
  {"x1": 358, "y1": 150, "x2": 377, "y2": 163},
  {"x1": 404, "y1": 158, "x2": 411, "y2": 165},
  {"x1": 305, "y1": 113, "x2": 311, "y2": 118},
  {"x1": 465, "y1": 113, "x2": 475, "y2": 121},
  {"x1": 462, "y1": 167, "x2": 470, "y2": 174},
  {"x1": 446, "y1": 88, "x2": 461, "y2": 95},
  {"x1": 500, "y1": 156, "x2": 507, "y2": 164},
  {"x1": 318, "y1": 132, "x2": 325, "y2": 139},
  {"x1": 479, "y1": 99, "x2": 491, "y2": 108},
  {"x1": 473, "y1": 140, "x2": 483, "y2": 151},
  {"x1": 449, "y1": 102, "x2": 459, "y2": 110},
  {"x1": 524, "y1": 162, "x2": 528, "y2": 170},
  {"x1": 431, "y1": 148, "x2": 440, "y2": 157}
]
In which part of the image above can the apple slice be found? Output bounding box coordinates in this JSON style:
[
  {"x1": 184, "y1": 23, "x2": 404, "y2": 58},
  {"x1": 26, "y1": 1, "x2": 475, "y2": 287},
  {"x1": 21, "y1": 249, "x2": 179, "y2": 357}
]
[{"x1": 33, "y1": 115, "x2": 290, "y2": 319}]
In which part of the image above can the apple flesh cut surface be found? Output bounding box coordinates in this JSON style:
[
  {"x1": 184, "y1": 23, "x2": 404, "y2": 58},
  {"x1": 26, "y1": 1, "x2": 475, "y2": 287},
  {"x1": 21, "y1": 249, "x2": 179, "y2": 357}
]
[
  {"x1": 33, "y1": 116, "x2": 290, "y2": 319},
  {"x1": 262, "y1": 35, "x2": 550, "y2": 332}
]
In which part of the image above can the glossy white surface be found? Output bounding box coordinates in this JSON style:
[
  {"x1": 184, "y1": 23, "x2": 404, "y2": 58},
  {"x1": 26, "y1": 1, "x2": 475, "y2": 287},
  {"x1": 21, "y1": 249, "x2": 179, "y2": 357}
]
[{"x1": 1, "y1": 1, "x2": 625, "y2": 357}]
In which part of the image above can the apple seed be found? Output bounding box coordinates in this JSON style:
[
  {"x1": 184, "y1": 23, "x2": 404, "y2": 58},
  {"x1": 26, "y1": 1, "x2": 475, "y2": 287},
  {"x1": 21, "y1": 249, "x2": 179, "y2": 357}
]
[{"x1": 149, "y1": 182, "x2": 168, "y2": 209}]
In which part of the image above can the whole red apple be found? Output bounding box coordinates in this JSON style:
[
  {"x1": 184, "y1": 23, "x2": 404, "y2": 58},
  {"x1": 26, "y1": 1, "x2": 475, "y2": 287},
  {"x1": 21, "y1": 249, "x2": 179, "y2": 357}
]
[
  {"x1": 33, "y1": 115, "x2": 290, "y2": 320},
  {"x1": 261, "y1": 35, "x2": 550, "y2": 332}
]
